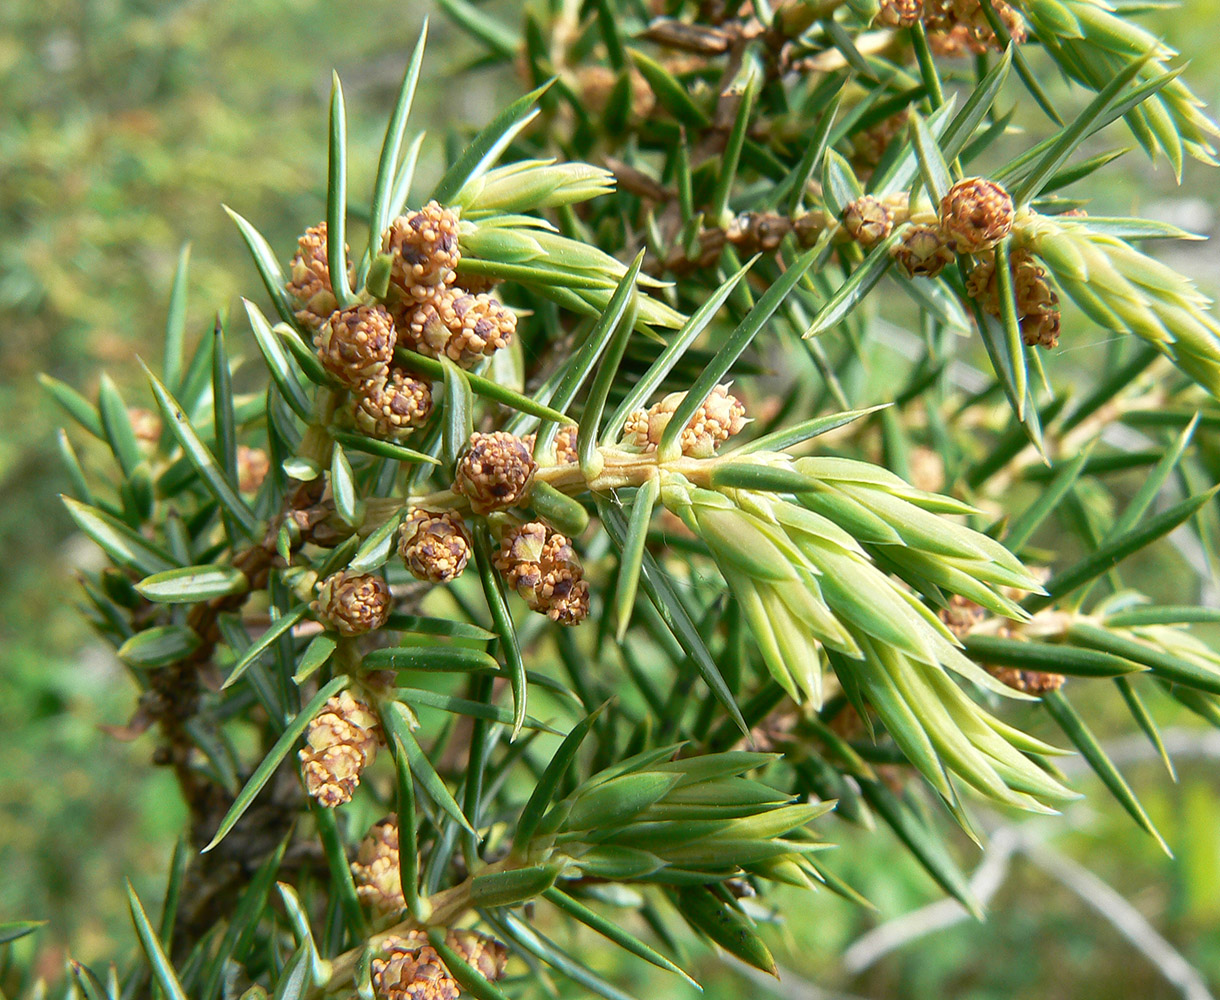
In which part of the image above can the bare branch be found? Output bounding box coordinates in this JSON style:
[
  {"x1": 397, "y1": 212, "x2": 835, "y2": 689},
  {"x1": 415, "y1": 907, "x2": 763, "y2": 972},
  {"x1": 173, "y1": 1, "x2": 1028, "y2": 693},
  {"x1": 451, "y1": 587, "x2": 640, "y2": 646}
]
[{"x1": 1021, "y1": 838, "x2": 1216, "y2": 1000}]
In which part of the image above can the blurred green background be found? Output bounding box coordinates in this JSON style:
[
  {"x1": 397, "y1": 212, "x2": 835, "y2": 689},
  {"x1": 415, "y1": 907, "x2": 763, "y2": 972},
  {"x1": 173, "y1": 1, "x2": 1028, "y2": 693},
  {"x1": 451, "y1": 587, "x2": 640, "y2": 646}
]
[{"x1": 3, "y1": 1, "x2": 1220, "y2": 997}]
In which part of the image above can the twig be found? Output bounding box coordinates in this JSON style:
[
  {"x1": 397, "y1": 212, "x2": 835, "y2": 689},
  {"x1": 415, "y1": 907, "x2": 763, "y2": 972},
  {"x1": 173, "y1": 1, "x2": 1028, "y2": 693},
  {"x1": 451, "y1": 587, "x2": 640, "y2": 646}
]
[
  {"x1": 841, "y1": 807, "x2": 1218, "y2": 1000},
  {"x1": 841, "y1": 826, "x2": 1021, "y2": 974},
  {"x1": 734, "y1": 961, "x2": 877, "y2": 1000},
  {"x1": 1056, "y1": 726, "x2": 1220, "y2": 773},
  {"x1": 1021, "y1": 838, "x2": 1216, "y2": 1000}
]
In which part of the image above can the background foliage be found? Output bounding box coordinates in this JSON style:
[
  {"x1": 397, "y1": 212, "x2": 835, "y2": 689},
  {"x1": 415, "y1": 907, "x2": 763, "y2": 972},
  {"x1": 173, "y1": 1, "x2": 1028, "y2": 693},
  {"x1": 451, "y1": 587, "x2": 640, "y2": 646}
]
[{"x1": 3, "y1": 1, "x2": 1220, "y2": 997}]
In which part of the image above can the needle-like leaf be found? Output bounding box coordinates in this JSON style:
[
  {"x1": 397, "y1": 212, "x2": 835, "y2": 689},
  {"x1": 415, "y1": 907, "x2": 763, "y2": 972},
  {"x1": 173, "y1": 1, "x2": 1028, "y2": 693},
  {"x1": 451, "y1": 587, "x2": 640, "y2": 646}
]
[
  {"x1": 392, "y1": 736, "x2": 423, "y2": 919},
  {"x1": 368, "y1": 22, "x2": 429, "y2": 258},
  {"x1": 146, "y1": 366, "x2": 260, "y2": 539},
  {"x1": 243, "y1": 300, "x2": 314, "y2": 422},
  {"x1": 604, "y1": 257, "x2": 756, "y2": 442},
  {"x1": 432, "y1": 82, "x2": 552, "y2": 204},
  {"x1": 1028, "y1": 488, "x2": 1220, "y2": 610},
  {"x1": 163, "y1": 243, "x2": 192, "y2": 392},
  {"x1": 224, "y1": 206, "x2": 301, "y2": 329},
  {"x1": 126, "y1": 884, "x2": 187, "y2": 1000},
  {"x1": 600, "y1": 502, "x2": 747, "y2": 736},
  {"x1": 327, "y1": 73, "x2": 355, "y2": 308},
  {"x1": 1042, "y1": 689, "x2": 1169, "y2": 853},
  {"x1": 473, "y1": 524, "x2": 527, "y2": 740},
  {"x1": 381, "y1": 702, "x2": 477, "y2": 835},
  {"x1": 203, "y1": 676, "x2": 349, "y2": 852},
  {"x1": 661, "y1": 246, "x2": 819, "y2": 460}
]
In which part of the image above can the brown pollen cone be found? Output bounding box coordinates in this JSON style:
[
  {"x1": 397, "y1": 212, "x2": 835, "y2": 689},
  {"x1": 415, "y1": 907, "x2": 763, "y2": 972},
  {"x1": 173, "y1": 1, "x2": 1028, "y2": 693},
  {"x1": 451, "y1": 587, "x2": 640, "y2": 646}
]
[
  {"x1": 850, "y1": 110, "x2": 910, "y2": 177},
  {"x1": 383, "y1": 203, "x2": 461, "y2": 303},
  {"x1": 938, "y1": 177, "x2": 1015, "y2": 254},
  {"x1": 624, "y1": 384, "x2": 747, "y2": 458},
  {"x1": 842, "y1": 195, "x2": 894, "y2": 247},
  {"x1": 987, "y1": 664, "x2": 1066, "y2": 694},
  {"x1": 402, "y1": 290, "x2": 516, "y2": 369},
  {"x1": 354, "y1": 371, "x2": 434, "y2": 439},
  {"x1": 453, "y1": 432, "x2": 537, "y2": 515},
  {"x1": 236, "y1": 445, "x2": 270, "y2": 494},
  {"x1": 314, "y1": 571, "x2": 393, "y2": 636},
  {"x1": 445, "y1": 930, "x2": 508, "y2": 983},
  {"x1": 893, "y1": 224, "x2": 954, "y2": 278},
  {"x1": 938, "y1": 594, "x2": 987, "y2": 638},
  {"x1": 876, "y1": 0, "x2": 923, "y2": 26},
  {"x1": 316, "y1": 303, "x2": 397, "y2": 388},
  {"x1": 287, "y1": 222, "x2": 350, "y2": 330},
  {"x1": 372, "y1": 933, "x2": 459, "y2": 1000},
  {"x1": 576, "y1": 64, "x2": 656, "y2": 121},
  {"x1": 967, "y1": 251, "x2": 1061, "y2": 348},
  {"x1": 925, "y1": 0, "x2": 1026, "y2": 54},
  {"x1": 726, "y1": 212, "x2": 793, "y2": 253},
  {"x1": 352, "y1": 818, "x2": 406, "y2": 914},
  {"x1": 524, "y1": 424, "x2": 579, "y2": 465},
  {"x1": 398, "y1": 509, "x2": 472, "y2": 583},
  {"x1": 299, "y1": 691, "x2": 381, "y2": 807},
  {"x1": 494, "y1": 520, "x2": 590, "y2": 625}
]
